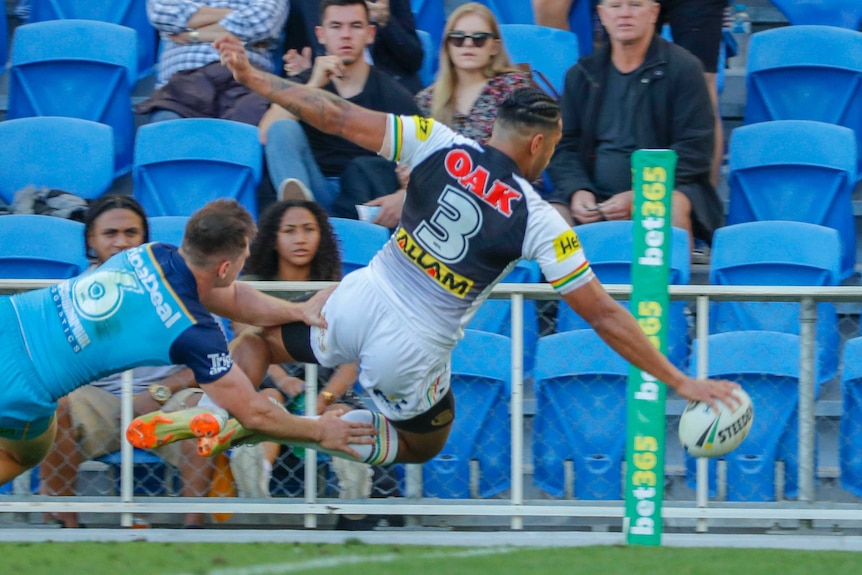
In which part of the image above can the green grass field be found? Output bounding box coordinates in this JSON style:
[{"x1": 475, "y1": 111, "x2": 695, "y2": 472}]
[{"x1": 4, "y1": 542, "x2": 860, "y2": 575}]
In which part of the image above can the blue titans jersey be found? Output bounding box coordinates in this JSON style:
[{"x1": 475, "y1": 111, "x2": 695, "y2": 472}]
[{"x1": 10, "y1": 243, "x2": 232, "y2": 400}]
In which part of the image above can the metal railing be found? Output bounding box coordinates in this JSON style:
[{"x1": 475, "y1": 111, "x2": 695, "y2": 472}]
[{"x1": 1, "y1": 279, "x2": 860, "y2": 531}]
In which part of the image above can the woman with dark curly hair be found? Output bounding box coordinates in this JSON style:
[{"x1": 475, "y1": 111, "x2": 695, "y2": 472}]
[
  {"x1": 232, "y1": 200, "x2": 376, "y2": 511},
  {"x1": 243, "y1": 200, "x2": 342, "y2": 283}
]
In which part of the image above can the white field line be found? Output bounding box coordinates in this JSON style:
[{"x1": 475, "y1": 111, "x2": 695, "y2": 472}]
[{"x1": 169, "y1": 546, "x2": 519, "y2": 575}]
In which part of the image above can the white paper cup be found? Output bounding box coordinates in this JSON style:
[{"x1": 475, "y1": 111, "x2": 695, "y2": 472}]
[{"x1": 356, "y1": 205, "x2": 381, "y2": 223}]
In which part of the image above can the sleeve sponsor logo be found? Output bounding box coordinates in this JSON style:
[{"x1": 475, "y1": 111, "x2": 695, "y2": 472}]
[
  {"x1": 396, "y1": 228, "x2": 474, "y2": 298},
  {"x1": 207, "y1": 352, "x2": 233, "y2": 377},
  {"x1": 412, "y1": 116, "x2": 434, "y2": 142},
  {"x1": 554, "y1": 229, "x2": 582, "y2": 262}
]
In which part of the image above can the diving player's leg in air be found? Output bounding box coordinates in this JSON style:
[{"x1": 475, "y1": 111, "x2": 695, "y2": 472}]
[{"x1": 195, "y1": 321, "x2": 455, "y2": 465}]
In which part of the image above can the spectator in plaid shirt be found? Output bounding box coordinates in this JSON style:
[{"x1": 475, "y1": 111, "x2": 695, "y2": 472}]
[{"x1": 136, "y1": 0, "x2": 289, "y2": 125}]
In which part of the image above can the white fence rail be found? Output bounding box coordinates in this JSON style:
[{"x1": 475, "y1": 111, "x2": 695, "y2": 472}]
[{"x1": 1, "y1": 279, "x2": 861, "y2": 532}]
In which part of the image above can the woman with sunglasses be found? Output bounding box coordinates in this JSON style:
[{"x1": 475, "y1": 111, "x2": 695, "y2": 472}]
[
  {"x1": 415, "y1": 2, "x2": 532, "y2": 144},
  {"x1": 357, "y1": 2, "x2": 533, "y2": 228}
]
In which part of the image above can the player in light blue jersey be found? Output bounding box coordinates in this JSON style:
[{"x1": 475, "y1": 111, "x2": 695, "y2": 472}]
[{"x1": 0, "y1": 199, "x2": 376, "y2": 485}]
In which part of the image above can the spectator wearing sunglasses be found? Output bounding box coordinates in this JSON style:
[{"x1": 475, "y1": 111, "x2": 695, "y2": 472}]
[{"x1": 351, "y1": 2, "x2": 533, "y2": 228}]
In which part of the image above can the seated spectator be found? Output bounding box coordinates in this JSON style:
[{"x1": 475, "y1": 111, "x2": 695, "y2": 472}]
[
  {"x1": 282, "y1": 0, "x2": 425, "y2": 94},
  {"x1": 39, "y1": 195, "x2": 214, "y2": 528},
  {"x1": 231, "y1": 200, "x2": 401, "y2": 528},
  {"x1": 350, "y1": 2, "x2": 533, "y2": 228},
  {"x1": 135, "y1": 0, "x2": 288, "y2": 125},
  {"x1": 258, "y1": 0, "x2": 418, "y2": 214},
  {"x1": 546, "y1": 0, "x2": 723, "y2": 252}
]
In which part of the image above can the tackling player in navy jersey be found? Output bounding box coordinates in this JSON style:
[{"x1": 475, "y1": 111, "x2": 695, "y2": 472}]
[
  {"x1": 0, "y1": 200, "x2": 376, "y2": 486},
  {"x1": 127, "y1": 36, "x2": 739, "y2": 467}
]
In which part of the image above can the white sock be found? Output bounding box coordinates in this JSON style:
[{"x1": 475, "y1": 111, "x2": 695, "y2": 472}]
[
  {"x1": 197, "y1": 392, "x2": 221, "y2": 410},
  {"x1": 294, "y1": 410, "x2": 399, "y2": 465}
]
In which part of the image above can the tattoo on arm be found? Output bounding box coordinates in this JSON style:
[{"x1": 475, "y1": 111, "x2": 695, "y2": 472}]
[{"x1": 264, "y1": 76, "x2": 352, "y2": 134}]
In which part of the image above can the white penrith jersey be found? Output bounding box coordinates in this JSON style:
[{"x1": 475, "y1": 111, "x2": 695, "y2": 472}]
[{"x1": 368, "y1": 114, "x2": 595, "y2": 349}]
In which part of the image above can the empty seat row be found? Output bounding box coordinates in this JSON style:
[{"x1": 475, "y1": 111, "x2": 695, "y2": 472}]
[
  {"x1": 424, "y1": 324, "x2": 862, "y2": 502},
  {"x1": 0, "y1": 116, "x2": 263, "y2": 218}
]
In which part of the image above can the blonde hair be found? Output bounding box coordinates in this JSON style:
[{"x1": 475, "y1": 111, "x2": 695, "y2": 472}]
[{"x1": 430, "y1": 2, "x2": 519, "y2": 125}]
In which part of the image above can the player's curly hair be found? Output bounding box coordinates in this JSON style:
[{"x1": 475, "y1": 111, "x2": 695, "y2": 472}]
[
  {"x1": 244, "y1": 200, "x2": 342, "y2": 281},
  {"x1": 496, "y1": 87, "x2": 561, "y2": 131},
  {"x1": 83, "y1": 194, "x2": 149, "y2": 262}
]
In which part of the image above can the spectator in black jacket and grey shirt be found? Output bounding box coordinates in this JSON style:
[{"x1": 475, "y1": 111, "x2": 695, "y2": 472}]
[{"x1": 546, "y1": 0, "x2": 724, "y2": 252}]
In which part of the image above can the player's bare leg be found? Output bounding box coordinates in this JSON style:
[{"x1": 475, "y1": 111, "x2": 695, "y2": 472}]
[{"x1": 0, "y1": 415, "x2": 57, "y2": 485}]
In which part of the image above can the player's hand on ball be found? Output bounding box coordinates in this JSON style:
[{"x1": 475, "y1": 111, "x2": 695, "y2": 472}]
[
  {"x1": 679, "y1": 387, "x2": 753, "y2": 458},
  {"x1": 676, "y1": 376, "x2": 741, "y2": 414}
]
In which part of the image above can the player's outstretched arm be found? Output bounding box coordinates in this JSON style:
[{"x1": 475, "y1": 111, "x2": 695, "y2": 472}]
[
  {"x1": 215, "y1": 35, "x2": 388, "y2": 154},
  {"x1": 562, "y1": 278, "x2": 740, "y2": 412},
  {"x1": 201, "y1": 367, "x2": 376, "y2": 459},
  {"x1": 202, "y1": 282, "x2": 335, "y2": 328}
]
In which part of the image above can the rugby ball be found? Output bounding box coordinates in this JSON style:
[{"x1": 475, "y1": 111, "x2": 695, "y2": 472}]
[{"x1": 678, "y1": 388, "x2": 753, "y2": 458}]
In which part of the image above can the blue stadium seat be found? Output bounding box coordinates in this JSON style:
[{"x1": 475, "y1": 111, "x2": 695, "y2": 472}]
[
  {"x1": 7, "y1": 20, "x2": 138, "y2": 177},
  {"x1": 533, "y1": 329, "x2": 627, "y2": 499},
  {"x1": 28, "y1": 0, "x2": 157, "y2": 80},
  {"x1": 499, "y1": 24, "x2": 578, "y2": 98},
  {"x1": 423, "y1": 329, "x2": 511, "y2": 498},
  {"x1": 0, "y1": 117, "x2": 114, "y2": 204},
  {"x1": 416, "y1": 29, "x2": 437, "y2": 88},
  {"x1": 475, "y1": 0, "x2": 535, "y2": 25},
  {"x1": 0, "y1": 7, "x2": 7, "y2": 73},
  {"x1": 688, "y1": 331, "x2": 817, "y2": 502},
  {"x1": 133, "y1": 119, "x2": 262, "y2": 219},
  {"x1": 727, "y1": 120, "x2": 857, "y2": 279},
  {"x1": 841, "y1": 338, "x2": 862, "y2": 497},
  {"x1": 556, "y1": 221, "x2": 691, "y2": 369},
  {"x1": 95, "y1": 448, "x2": 178, "y2": 496},
  {"x1": 148, "y1": 216, "x2": 190, "y2": 247},
  {"x1": 410, "y1": 0, "x2": 444, "y2": 64},
  {"x1": 0, "y1": 215, "x2": 88, "y2": 279},
  {"x1": 329, "y1": 217, "x2": 391, "y2": 277},
  {"x1": 467, "y1": 259, "x2": 541, "y2": 376},
  {"x1": 710, "y1": 221, "x2": 841, "y2": 383},
  {"x1": 744, "y1": 26, "x2": 862, "y2": 180},
  {"x1": 0, "y1": 466, "x2": 41, "y2": 495},
  {"x1": 478, "y1": 0, "x2": 594, "y2": 57},
  {"x1": 769, "y1": 0, "x2": 862, "y2": 29}
]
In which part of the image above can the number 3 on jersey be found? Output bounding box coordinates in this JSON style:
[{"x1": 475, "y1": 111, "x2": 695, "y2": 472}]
[{"x1": 414, "y1": 186, "x2": 483, "y2": 264}]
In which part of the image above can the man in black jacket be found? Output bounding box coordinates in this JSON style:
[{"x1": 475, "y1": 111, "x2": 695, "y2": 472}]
[{"x1": 546, "y1": 0, "x2": 723, "y2": 248}]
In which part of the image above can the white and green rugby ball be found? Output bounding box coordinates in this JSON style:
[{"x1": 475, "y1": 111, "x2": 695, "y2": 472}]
[{"x1": 679, "y1": 388, "x2": 753, "y2": 458}]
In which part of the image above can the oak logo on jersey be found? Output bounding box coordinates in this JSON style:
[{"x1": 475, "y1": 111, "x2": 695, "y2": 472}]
[
  {"x1": 412, "y1": 116, "x2": 434, "y2": 142},
  {"x1": 444, "y1": 149, "x2": 522, "y2": 217},
  {"x1": 554, "y1": 229, "x2": 582, "y2": 262},
  {"x1": 396, "y1": 229, "x2": 474, "y2": 297}
]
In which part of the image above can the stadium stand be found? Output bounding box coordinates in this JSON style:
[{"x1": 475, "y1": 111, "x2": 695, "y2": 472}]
[
  {"x1": 133, "y1": 118, "x2": 262, "y2": 218},
  {"x1": 27, "y1": 0, "x2": 157, "y2": 80},
  {"x1": 7, "y1": 20, "x2": 137, "y2": 178},
  {"x1": 0, "y1": 116, "x2": 114, "y2": 203},
  {"x1": 328, "y1": 217, "x2": 391, "y2": 278},
  {"x1": 423, "y1": 329, "x2": 511, "y2": 498}
]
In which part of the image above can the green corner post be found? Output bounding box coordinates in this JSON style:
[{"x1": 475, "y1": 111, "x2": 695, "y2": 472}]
[{"x1": 624, "y1": 149, "x2": 677, "y2": 545}]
